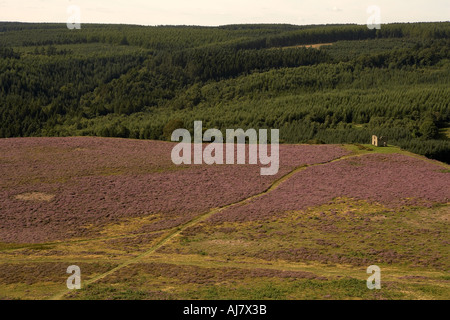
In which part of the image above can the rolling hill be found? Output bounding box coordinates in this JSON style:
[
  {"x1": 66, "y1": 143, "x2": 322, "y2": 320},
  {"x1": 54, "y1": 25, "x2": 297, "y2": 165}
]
[
  {"x1": 0, "y1": 137, "x2": 448, "y2": 299},
  {"x1": 1, "y1": 22, "x2": 449, "y2": 162}
]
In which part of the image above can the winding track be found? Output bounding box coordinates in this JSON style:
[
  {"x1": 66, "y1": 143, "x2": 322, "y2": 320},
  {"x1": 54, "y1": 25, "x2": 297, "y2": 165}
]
[{"x1": 50, "y1": 152, "x2": 360, "y2": 300}]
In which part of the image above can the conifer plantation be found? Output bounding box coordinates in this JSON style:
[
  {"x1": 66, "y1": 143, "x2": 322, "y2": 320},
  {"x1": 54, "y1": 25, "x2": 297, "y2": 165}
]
[{"x1": 1, "y1": 22, "x2": 449, "y2": 162}]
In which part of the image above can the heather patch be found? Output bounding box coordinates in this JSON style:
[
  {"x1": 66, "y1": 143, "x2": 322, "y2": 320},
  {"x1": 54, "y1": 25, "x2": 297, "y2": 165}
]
[
  {"x1": 2, "y1": 138, "x2": 448, "y2": 300},
  {"x1": 208, "y1": 153, "x2": 450, "y2": 223},
  {"x1": 0, "y1": 138, "x2": 348, "y2": 243}
]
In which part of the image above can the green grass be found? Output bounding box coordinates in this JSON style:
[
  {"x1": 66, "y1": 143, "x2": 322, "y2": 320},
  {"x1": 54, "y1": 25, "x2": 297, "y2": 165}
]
[
  {"x1": 66, "y1": 283, "x2": 172, "y2": 300},
  {"x1": 344, "y1": 143, "x2": 409, "y2": 156}
]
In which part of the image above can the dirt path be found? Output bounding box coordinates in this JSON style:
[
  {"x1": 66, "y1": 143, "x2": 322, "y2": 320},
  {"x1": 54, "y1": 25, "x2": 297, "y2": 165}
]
[{"x1": 50, "y1": 152, "x2": 360, "y2": 300}]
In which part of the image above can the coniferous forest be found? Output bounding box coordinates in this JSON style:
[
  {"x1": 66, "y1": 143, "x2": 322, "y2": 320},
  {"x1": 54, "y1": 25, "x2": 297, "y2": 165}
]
[{"x1": 0, "y1": 22, "x2": 449, "y2": 162}]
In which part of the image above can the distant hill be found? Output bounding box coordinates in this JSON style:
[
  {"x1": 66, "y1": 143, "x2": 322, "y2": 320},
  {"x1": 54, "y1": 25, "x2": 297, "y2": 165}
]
[{"x1": 0, "y1": 22, "x2": 449, "y2": 162}]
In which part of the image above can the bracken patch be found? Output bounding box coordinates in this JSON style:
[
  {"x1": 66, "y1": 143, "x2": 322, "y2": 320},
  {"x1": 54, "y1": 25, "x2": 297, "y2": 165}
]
[{"x1": 14, "y1": 192, "x2": 55, "y2": 202}]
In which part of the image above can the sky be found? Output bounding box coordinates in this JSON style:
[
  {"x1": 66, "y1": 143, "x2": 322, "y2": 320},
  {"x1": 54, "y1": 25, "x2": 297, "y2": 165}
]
[{"x1": 0, "y1": 0, "x2": 449, "y2": 26}]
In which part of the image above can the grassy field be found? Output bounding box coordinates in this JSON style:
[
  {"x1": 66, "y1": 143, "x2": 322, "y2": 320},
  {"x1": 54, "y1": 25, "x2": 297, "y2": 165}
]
[{"x1": 0, "y1": 138, "x2": 448, "y2": 300}]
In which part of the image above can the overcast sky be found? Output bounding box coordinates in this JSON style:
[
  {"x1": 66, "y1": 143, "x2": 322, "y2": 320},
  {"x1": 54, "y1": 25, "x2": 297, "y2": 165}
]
[{"x1": 1, "y1": 0, "x2": 449, "y2": 26}]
